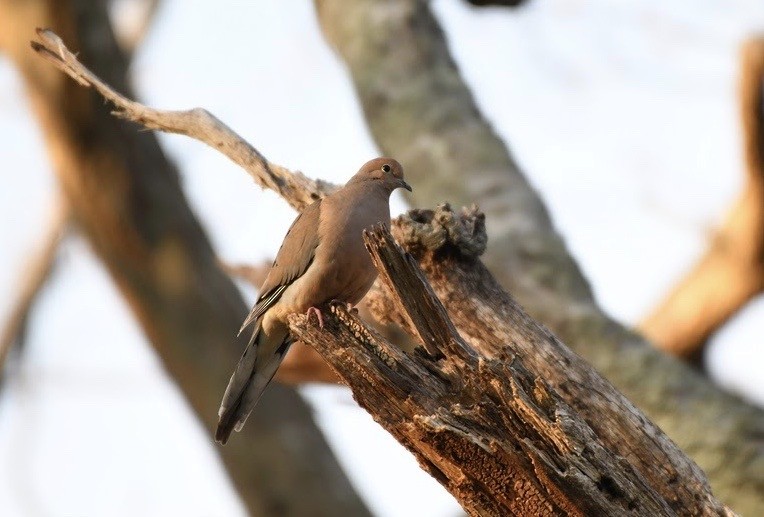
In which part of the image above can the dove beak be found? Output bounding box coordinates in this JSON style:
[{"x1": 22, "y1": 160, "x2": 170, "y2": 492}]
[{"x1": 399, "y1": 180, "x2": 412, "y2": 192}]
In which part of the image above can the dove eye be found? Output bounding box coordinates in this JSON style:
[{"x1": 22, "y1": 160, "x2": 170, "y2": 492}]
[{"x1": 382, "y1": 164, "x2": 391, "y2": 173}]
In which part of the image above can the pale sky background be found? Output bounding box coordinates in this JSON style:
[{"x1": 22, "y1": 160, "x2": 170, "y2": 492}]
[{"x1": 1, "y1": 1, "x2": 763, "y2": 516}]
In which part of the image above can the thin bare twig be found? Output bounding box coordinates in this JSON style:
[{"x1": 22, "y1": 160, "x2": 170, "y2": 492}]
[
  {"x1": 0, "y1": 196, "x2": 70, "y2": 373},
  {"x1": 30, "y1": 28, "x2": 335, "y2": 212}
]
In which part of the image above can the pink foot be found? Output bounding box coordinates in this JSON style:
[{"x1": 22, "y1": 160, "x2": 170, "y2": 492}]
[{"x1": 306, "y1": 306, "x2": 324, "y2": 328}]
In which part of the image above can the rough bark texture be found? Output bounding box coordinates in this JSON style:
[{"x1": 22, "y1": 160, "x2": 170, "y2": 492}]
[
  {"x1": 640, "y1": 36, "x2": 764, "y2": 362},
  {"x1": 313, "y1": 0, "x2": 764, "y2": 513},
  {"x1": 290, "y1": 222, "x2": 731, "y2": 516},
  {"x1": 0, "y1": 2, "x2": 370, "y2": 516}
]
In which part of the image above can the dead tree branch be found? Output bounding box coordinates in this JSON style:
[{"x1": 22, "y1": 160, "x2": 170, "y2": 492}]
[
  {"x1": 640, "y1": 36, "x2": 764, "y2": 363},
  {"x1": 313, "y1": 1, "x2": 764, "y2": 512},
  {"x1": 290, "y1": 223, "x2": 731, "y2": 516},
  {"x1": 31, "y1": 28, "x2": 332, "y2": 212}
]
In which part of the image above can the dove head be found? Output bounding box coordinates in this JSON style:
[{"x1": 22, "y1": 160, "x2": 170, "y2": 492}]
[{"x1": 348, "y1": 157, "x2": 411, "y2": 194}]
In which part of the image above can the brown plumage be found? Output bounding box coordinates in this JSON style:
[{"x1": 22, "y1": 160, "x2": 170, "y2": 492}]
[{"x1": 216, "y1": 157, "x2": 410, "y2": 444}]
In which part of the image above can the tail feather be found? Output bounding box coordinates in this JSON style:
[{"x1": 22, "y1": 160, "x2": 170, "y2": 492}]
[{"x1": 216, "y1": 322, "x2": 291, "y2": 445}]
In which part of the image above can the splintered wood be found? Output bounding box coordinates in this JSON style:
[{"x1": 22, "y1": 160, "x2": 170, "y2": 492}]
[{"x1": 290, "y1": 206, "x2": 731, "y2": 517}]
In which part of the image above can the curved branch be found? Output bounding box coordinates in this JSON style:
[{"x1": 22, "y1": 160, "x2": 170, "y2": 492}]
[{"x1": 31, "y1": 28, "x2": 334, "y2": 212}]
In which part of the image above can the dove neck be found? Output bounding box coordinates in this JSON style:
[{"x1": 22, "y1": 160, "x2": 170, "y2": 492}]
[{"x1": 344, "y1": 179, "x2": 394, "y2": 200}]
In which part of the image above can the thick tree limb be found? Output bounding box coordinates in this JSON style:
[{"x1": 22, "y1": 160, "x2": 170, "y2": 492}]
[
  {"x1": 5, "y1": 3, "x2": 370, "y2": 515},
  {"x1": 290, "y1": 223, "x2": 731, "y2": 516},
  {"x1": 313, "y1": 1, "x2": 764, "y2": 513},
  {"x1": 0, "y1": 196, "x2": 69, "y2": 375},
  {"x1": 640, "y1": 36, "x2": 764, "y2": 362}
]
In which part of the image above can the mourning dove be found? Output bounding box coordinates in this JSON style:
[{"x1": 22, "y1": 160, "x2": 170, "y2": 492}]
[{"x1": 216, "y1": 157, "x2": 411, "y2": 444}]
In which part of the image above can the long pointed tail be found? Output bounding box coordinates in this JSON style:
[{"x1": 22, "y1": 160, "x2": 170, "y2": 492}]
[{"x1": 216, "y1": 323, "x2": 291, "y2": 444}]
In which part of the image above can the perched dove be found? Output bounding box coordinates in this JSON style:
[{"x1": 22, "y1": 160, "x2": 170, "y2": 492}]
[{"x1": 216, "y1": 157, "x2": 410, "y2": 444}]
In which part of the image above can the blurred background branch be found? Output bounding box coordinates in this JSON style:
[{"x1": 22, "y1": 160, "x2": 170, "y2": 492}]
[
  {"x1": 0, "y1": 0, "x2": 369, "y2": 515},
  {"x1": 0, "y1": 1, "x2": 157, "y2": 379},
  {"x1": 111, "y1": 0, "x2": 163, "y2": 58},
  {"x1": 640, "y1": 36, "x2": 764, "y2": 366},
  {"x1": 0, "y1": 194, "x2": 69, "y2": 379}
]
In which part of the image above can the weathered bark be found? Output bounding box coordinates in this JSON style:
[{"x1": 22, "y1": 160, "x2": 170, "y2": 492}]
[
  {"x1": 313, "y1": 1, "x2": 764, "y2": 513},
  {"x1": 290, "y1": 222, "x2": 731, "y2": 516},
  {"x1": 640, "y1": 36, "x2": 764, "y2": 362},
  {"x1": 1, "y1": 2, "x2": 370, "y2": 516}
]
